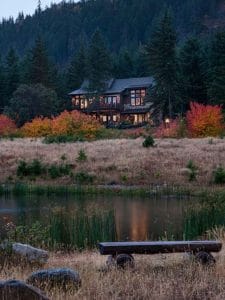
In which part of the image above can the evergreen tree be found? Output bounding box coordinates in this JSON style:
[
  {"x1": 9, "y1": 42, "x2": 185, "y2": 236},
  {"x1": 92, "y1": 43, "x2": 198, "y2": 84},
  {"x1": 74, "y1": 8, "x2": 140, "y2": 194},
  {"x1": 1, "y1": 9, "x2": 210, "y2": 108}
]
[
  {"x1": 208, "y1": 31, "x2": 225, "y2": 105},
  {"x1": 0, "y1": 56, "x2": 6, "y2": 112},
  {"x1": 115, "y1": 49, "x2": 134, "y2": 78},
  {"x1": 67, "y1": 42, "x2": 87, "y2": 91},
  {"x1": 6, "y1": 84, "x2": 58, "y2": 126},
  {"x1": 5, "y1": 48, "x2": 20, "y2": 104},
  {"x1": 27, "y1": 37, "x2": 53, "y2": 88},
  {"x1": 87, "y1": 29, "x2": 112, "y2": 93},
  {"x1": 179, "y1": 37, "x2": 208, "y2": 108},
  {"x1": 145, "y1": 9, "x2": 179, "y2": 118},
  {"x1": 135, "y1": 45, "x2": 149, "y2": 77}
]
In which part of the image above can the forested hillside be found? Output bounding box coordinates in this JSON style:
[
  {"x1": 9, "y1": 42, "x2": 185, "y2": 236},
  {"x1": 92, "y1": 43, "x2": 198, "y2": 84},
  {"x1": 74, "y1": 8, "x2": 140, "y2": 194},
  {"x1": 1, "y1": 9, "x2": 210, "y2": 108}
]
[
  {"x1": 0, "y1": 0, "x2": 223, "y2": 64},
  {"x1": 1, "y1": 0, "x2": 225, "y2": 125}
]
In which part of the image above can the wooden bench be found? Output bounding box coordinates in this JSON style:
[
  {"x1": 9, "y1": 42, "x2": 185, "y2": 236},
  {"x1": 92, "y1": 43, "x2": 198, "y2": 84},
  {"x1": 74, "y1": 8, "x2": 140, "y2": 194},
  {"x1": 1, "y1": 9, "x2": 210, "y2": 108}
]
[{"x1": 98, "y1": 241, "x2": 222, "y2": 268}]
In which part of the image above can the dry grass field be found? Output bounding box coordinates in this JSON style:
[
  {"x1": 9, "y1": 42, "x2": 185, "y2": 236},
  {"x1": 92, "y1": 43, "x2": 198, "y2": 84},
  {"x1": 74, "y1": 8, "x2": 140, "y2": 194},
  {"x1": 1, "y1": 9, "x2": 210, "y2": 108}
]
[
  {"x1": 1, "y1": 239, "x2": 225, "y2": 300},
  {"x1": 0, "y1": 137, "x2": 225, "y2": 187}
]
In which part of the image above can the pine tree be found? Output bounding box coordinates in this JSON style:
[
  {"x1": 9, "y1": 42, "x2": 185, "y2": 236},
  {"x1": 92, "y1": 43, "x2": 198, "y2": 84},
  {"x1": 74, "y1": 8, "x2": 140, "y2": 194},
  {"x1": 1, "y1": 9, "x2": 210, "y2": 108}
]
[
  {"x1": 67, "y1": 42, "x2": 87, "y2": 91},
  {"x1": 87, "y1": 29, "x2": 112, "y2": 93},
  {"x1": 116, "y1": 49, "x2": 134, "y2": 78},
  {"x1": 208, "y1": 31, "x2": 225, "y2": 105},
  {"x1": 0, "y1": 56, "x2": 6, "y2": 112},
  {"x1": 179, "y1": 37, "x2": 208, "y2": 108},
  {"x1": 27, "y1": 37, "x2": 53, "y2": 88},
  {"x1": 5, "y1": 48, "x2": 20, "y2": 104},
  {"x1": 145, "y1": 9, "x2": 179, "y2": 118}
]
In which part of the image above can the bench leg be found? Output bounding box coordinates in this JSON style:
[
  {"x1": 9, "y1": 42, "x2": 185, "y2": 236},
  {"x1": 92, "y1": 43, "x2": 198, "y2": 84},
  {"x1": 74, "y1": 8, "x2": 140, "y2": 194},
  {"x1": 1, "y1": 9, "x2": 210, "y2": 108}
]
[
  {"x1": 195, "y1": 251, "x2": 216, "y2": 265},
  {"x1": 116, "y1": 254, "x2": 135, "y2": 269}
]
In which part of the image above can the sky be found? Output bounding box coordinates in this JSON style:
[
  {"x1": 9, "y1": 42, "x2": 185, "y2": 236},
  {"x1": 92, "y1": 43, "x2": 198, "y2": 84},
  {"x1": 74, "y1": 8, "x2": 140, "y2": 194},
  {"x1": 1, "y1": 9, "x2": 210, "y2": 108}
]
[{"x1": 0, "y1": 0, "x2": 64, "y2": 20}]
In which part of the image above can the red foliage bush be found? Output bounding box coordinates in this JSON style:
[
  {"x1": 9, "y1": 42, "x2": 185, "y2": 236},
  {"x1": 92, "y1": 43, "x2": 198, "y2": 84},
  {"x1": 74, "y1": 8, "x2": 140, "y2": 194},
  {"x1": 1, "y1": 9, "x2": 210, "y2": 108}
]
[
  {"x1": 155, "y1": 118, "x2": 186, "y2": 138},
  {"x1": 0, "y1": 114, "x2": 17, "y2": 136},
  {"x1": 186, "y1": 102, "x2": 224, "y2": 137}
]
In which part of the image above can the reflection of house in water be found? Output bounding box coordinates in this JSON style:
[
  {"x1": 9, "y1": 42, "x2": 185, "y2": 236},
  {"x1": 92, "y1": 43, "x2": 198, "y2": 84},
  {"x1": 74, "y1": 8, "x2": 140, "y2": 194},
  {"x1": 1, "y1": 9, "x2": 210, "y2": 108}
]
[{"x1": 114, "y1": 197, "x2": 185, "y2": 241}]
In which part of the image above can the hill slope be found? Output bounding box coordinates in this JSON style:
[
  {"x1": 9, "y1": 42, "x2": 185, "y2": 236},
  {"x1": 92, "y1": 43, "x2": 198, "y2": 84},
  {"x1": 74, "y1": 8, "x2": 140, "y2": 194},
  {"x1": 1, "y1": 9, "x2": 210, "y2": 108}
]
[{"x1": 0, "y1": 0, "x2": 224, "y2": 64}]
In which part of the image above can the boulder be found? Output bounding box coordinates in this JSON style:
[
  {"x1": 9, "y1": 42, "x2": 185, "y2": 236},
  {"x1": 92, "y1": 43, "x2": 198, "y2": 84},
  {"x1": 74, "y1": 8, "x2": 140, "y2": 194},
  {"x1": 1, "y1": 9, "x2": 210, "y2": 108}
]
[
  {"x1": 12, "y1": 243, "x2": 49, "y2": 265},
  {"x1": 0, "y1": 280, "x2": 49, "y2": 300},
  {"x1": 0, "y1": 242, "x2": 49, "y2": 266},
  {"x1": 27, "y1": 268, "x2": 81, "y2": 290}
]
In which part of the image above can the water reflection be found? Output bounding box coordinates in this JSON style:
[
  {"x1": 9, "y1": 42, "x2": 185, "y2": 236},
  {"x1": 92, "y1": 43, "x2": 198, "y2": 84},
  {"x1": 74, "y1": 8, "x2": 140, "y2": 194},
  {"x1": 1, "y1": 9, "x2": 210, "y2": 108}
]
[{"x1": 0, "y1": 194, "x2": 223, "y2": 248}]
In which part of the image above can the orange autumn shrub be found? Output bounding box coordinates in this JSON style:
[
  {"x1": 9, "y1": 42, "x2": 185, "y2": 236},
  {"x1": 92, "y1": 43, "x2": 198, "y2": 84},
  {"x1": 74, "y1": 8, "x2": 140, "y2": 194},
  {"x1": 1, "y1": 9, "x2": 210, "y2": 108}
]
[
  {"x1": 186, "y1": 102, "x2": 224, "y2": 137},
  {"x1": 0, "y1": 114, "x2": 17, "y2": 136},
  {"x1": 51, "y1": 110, "x2": 102, "y2": 139},
  {"x1": 155, "y1": 118, "x2": 186, "y2": 138},
  {"x1": 21, "y1": 117, "x2": 52, "y2": 137}
]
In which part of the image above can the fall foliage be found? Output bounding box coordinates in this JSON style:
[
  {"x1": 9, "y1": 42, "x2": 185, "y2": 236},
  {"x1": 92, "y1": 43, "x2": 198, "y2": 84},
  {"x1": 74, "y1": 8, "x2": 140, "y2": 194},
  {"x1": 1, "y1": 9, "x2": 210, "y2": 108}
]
[
  {"x1": 186, "y1": 102, "x2": 224, "y2": 137},
  {"x1": 21, "y1": 117, "x2": 52, "y2": 137},
  {"x1": 155, "y1": 118, "x2": 186, "y2": 138},
  {"x1": 20, "y1": 110, "x2": 102, "y2": 139},
  {"x1": 0, "y1": 114, "x2": 17, "y2": 136}
]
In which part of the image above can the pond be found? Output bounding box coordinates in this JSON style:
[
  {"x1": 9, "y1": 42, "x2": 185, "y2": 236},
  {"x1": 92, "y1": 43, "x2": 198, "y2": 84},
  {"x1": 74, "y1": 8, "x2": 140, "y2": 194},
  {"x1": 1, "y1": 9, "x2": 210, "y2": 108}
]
[{"x1": 0, "y1": 194, "x2": 223, "y2": 249}]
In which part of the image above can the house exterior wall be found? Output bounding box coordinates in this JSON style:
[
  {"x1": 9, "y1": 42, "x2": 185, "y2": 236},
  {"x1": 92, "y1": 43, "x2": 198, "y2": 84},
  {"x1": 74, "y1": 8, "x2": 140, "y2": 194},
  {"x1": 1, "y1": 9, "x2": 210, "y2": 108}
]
[{"x1": 71, "y1": 87, "x2": 151, "y2": 126}]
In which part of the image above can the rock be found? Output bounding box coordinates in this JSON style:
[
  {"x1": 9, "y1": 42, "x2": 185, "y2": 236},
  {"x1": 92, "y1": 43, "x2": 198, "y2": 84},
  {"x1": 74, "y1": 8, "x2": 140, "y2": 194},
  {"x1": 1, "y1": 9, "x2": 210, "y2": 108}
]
[
  {"x1": 0, "y1": 242, "x2": 49, "y2": 266},
  {"x1": 12, "y1": 243, "x2": 49, "y2": 265},
  {"x1": 27, "y1": 268, "x2": 81, "y2": 290},
  {"x1": 0, "y1": 280, "x2": 49, "y2": 300}
]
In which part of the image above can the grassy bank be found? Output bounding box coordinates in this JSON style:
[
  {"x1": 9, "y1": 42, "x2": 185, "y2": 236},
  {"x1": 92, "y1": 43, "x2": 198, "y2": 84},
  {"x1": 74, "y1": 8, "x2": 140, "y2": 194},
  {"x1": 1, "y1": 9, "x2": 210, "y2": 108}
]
[
  {"x1": 2, "y1": 234, "x2": 225, "y2": 299},
  {"x1": 1, "y1": 137, "x2": 225, "y2": 189}
]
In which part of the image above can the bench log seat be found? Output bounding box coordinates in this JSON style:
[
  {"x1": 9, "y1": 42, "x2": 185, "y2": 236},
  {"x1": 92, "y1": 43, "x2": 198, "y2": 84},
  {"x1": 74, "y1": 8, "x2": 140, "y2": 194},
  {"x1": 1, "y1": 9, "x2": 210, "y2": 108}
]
[{"x1": 98, "y1": 241, "x2": 222, "y2": 267}]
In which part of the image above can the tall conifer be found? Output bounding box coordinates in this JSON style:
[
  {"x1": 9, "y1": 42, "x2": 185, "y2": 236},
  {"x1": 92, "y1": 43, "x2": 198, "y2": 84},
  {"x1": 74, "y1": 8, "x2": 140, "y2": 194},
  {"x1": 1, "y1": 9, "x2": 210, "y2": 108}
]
[
  {"x1": 5, "y1": 48, "x2": 20, "y2": 103},
  {"x1": 145, "y1": 9, "x2": 178, "y2": 118},
  {"x1": 179, "y1": 37, "x2": 208, "y2": 108},
  {"x1": 87, "y1": 29, "x2": 112, "y2": 93},
  {"x1": 67, "y1": 42, "x2": 87, "y2": 91},
  {"x1": 208, "y1": 31, "x2": 225, "y2": 105},
  {"x1": 28, "y1": 37, "x2": 53, "y2": 88}
]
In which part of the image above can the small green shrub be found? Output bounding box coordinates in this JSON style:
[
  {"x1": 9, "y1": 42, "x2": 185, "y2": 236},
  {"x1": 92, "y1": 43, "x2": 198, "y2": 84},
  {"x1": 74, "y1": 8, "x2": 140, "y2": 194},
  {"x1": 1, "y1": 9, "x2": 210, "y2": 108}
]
[
  {"x1": 48, "y1": 164, "x2": 72, "y2": 179},
  {"x1": 75, "y1": 172, "x2": 94, "y2": 184},
  {"x1": 6, "y1": 221, "x2": 50, "y2": 248},
  {"x1": 213, "y1": 166, "x2": 225, "y2": 184},
  {"x1": 60, "y1": 154, "x2": 67, "y2": 161},
  {"x1": 17, "y1": 159, "x2": 46, "y2": 177},
  {"x1": 76, "y1": 149, "x2": 87, "y2": 162},
  {"x1": 143, "y1": 136, "x2": 155, "y2": 148},
  {"x1": 186, "y1": 160, "x2": 198, "y2": 182}
]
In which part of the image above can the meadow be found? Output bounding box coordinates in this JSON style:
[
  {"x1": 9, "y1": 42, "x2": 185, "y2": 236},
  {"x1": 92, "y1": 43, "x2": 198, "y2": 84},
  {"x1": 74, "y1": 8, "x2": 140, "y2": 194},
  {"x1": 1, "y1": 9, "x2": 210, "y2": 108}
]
[
  {"x1": 1, "y1": 232, "x2": 225, "y2": 300},
  {"x1": 0, "y1": 137, "x2": 225, "y2": 188}
]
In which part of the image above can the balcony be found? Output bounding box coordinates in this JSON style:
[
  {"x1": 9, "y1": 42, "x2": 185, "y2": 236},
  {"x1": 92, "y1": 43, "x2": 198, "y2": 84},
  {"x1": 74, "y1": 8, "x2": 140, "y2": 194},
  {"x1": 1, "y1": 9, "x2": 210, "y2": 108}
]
[
  {"x1": 123, "y1": 102, "x2": 152, "y2": 113},
  {"x1": 86, "y1": 101, "x2": 121, "y2": 112}
]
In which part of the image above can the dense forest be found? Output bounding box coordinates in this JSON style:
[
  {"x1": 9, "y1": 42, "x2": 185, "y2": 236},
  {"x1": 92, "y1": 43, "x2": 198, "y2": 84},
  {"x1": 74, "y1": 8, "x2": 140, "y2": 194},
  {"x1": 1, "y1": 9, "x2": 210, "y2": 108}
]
[
  {"x1": 0, "y1": 0, "x2": 225, "y2": 124},
  {"x1": 0, "y1": 0, "x2": 223, "y2": 64}
]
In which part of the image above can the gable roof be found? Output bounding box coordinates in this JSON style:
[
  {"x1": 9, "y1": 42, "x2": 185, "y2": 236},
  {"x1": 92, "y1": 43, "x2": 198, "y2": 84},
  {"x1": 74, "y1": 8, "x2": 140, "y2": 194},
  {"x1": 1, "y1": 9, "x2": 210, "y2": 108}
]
[{"x1": 69, "y1": 77, "x2": 154, "y2": 96}]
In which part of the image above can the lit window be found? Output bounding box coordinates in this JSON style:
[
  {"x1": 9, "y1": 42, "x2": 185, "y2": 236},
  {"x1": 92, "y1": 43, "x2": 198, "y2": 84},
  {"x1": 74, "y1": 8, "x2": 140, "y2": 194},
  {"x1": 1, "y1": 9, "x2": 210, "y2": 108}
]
[
  {"x1": 113, "y1": 115, "x2": 117, "y2": 122},
  {"x1": 130, "y1": 89, "x2": 146, "y2": 106},
  {"x1": 103, "y1": 116, "x2": 107, "y2": 122}
]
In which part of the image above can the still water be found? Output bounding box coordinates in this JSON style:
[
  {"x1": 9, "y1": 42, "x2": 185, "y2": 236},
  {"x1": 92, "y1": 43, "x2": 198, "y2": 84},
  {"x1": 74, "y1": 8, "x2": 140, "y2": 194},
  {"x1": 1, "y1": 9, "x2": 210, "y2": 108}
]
[{"x1": 0, "y1": 194, "x2": 223, "y2": 249}]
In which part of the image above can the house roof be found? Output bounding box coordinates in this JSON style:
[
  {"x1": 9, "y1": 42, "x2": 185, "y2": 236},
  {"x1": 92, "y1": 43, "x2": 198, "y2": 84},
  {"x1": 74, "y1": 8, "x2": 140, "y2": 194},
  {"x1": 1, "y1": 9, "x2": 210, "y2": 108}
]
[{"x1": 69, "y1": 77, "x2": 154, "y2": 96}]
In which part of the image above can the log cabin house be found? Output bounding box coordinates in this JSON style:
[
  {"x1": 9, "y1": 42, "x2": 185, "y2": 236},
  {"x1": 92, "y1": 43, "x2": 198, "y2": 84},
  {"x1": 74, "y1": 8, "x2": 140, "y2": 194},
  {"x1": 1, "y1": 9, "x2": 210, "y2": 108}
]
[{"x1": 69, "y1": 77, "x2": 154, "y2": 126}]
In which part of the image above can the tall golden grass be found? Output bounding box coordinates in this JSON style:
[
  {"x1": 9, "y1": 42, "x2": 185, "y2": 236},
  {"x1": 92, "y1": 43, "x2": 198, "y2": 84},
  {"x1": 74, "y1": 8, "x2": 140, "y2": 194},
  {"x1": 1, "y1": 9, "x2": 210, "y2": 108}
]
[
  {"x1": 1, "y1": 236, "x2": 225, "y2": 300},
  {"x1": 0, "y1": 137, "x2": 225, "y2": 187}
]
